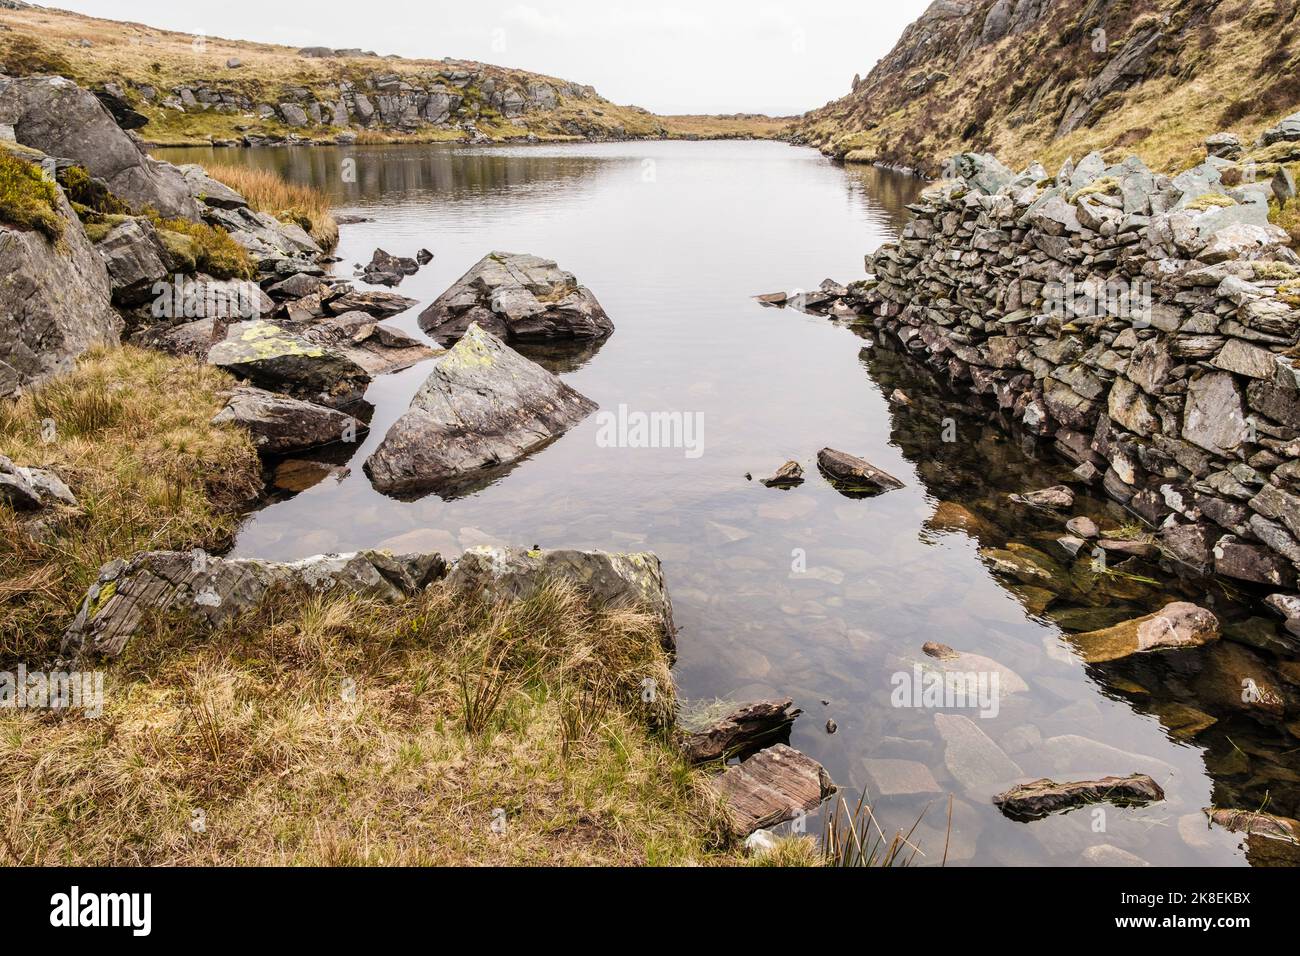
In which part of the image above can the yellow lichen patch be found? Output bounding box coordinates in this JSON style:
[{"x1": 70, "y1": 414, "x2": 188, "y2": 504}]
[
  {"x1": 237, "y1": 321, "x2": 326, "y2": 359},
  {"x1": 1185, "y1": 192, "x2": 1237, "y2": 211}
]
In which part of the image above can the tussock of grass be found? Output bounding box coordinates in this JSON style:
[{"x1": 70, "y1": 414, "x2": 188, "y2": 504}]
[
  {"x1": 0, "y1": 346, "x2": 260, "y2": 664},
  {"x1": 204, "y1": 164, "x2": 338, "y2": 250},
  {"x1": 0, "y1": 150, "x2": 63, "y2": 241},
  {"x1": 151, "y1": 216, "x2": 255, "y2": 280},
  {"x1": 0, "y1": 580, "x2": 739, "y2": 866}
]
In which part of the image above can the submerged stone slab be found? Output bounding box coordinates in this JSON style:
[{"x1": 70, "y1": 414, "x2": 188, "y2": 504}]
[
  {"x1": 934, "y1": 713, "x2": 1023, "y2": 795},
  {"x1": 710, "y1": 743, "x2": 836, "y2": 837},
  {"x1": 1066, "y1": 602, "x2": 1220, "y2": 663},
  {"x1": 444, "y1": 545, "x2": 676, "y2": 650},
  {"x1": 62, "y1": 549, "x2": 447, "y2": 660},
  {"x1": 364, "y1": 323, "x2": 596, "y2": 497},
  {"x1": 419, "y1": 251, "x2": 614, "y2": 346}
]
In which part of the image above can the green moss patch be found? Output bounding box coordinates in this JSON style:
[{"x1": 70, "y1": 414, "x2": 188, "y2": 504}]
[{"x1": 0, "y1": 151, "x2": 63, "y2": 241}]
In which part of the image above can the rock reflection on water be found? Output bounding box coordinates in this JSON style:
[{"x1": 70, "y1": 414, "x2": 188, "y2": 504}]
[{"x1": 154, "y1": 141, "x2": 1300, "y2": 865}]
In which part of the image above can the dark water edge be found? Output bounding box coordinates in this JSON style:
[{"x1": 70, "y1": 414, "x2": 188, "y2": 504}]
[{"x1": 155, "y1": 141, "x2": 1300, "y2": 866}]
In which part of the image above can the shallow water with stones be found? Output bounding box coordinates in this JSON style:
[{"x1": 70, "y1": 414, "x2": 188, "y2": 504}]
[{"x1": 156, "y1": 140, "x2": 1300, "y2": 865}]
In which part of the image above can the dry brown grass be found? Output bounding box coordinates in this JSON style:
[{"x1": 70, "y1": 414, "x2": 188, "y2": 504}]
[
  {"x1": 661, "y1": 115, "x2": 795, "y2": 140},
  {"x1": 0, "y1": 346, "x2": 260, "y2": 665},
  {"x1": 204, "y1": 163, "x2": 338, "y2": 249},
  {"x1": 0, "y1": 578, "x2": 742, "y2": 866}
]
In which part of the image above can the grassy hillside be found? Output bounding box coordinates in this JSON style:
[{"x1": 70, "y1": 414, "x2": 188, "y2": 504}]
[
  {"x1": 796, "y1": 0, "x2": 1300, "y2": 175},
  {"x1": 0, "y1": 4, "x2": 786, "y2": 145}
]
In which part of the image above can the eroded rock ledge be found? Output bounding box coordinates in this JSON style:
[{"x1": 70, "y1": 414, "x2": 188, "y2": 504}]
[{"x1": 817, "y1": 149, "x2": 1300, "y2": 602}]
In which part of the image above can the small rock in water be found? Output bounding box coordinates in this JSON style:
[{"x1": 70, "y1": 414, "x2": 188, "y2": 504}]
[
  {"x1": 993, "y1": 774, "x2": 1165, "y2": 822},
  {"x1": 761, "y1": 460, "x2": 804, "y2": 488},
  {"x1": 817, "y1": 447, "x2": 905, "y2": 498},
  {"x1": 825, "y1": 719, "x2": 837, "y2": 734},
  {"x1": 415, "y1": 248, "x2": 434, "y2": 265},
  {"x1": 754, "y1": 291, "x2": 788, "y2": 305},
  {"x1": 1010, "y1": 485, "x2": 1075, "y2": 509},
  {"x1": 1065, "y1": 515, "x2": 1099, "y2": 538}
]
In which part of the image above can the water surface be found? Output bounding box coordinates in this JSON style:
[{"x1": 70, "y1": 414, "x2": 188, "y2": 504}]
[{"x1": 156, "y1": 140, "x2": 1300, "y2": 866}]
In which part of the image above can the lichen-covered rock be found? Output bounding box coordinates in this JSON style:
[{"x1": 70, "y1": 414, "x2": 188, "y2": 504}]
[
  {"x1": 444, "y1": 545, "x2": 676, "y2": 650},
  {"x1": 211, "y1": 385, "x2": 368, "y2": 455},
  {"x1": 296, "y1": 310, "x2": 438, "y2": 375},
  {"x1": 63, "y1": 549, "x2": 447, "y2": 659},
  {"x1": 418, "y1": 251, "x2": 613, "y2": 346},
  {"x1": 207, "y1": 319, "x2": 371, "y2": 409},
  {"x1": 364, "y1": 323, "x2": 596, "y2": 497},
  {"x1": 0, "y1": 169, "x2": 121, "y2": 397}
]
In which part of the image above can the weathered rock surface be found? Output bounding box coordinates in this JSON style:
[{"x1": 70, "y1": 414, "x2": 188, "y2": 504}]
[
  {"x1": 679, "y1": 698, "x2": 800, "y2": 764},
  {"x1": 816, "y1": 447, "x2": 905, "y2": 497},
  {"x1": 207, "y1": 320, "x2": 371, "y2": 409},
  {"x1": 760, "y1": 460, "x2": 804, "y2": 488},
  {"x1": 360, "y1": 247, "x2": 419, "y2": 286},
  {"x1": 418, "y1": 252, "x2": 614, "y2": 346},
  {"x1": 62, "y1": 549, "x2": 447, "y2": 659},
  {"x1": 0, "y1": 75, "x2": 201, "y2": 220},
  {"x1": 212, "y1": 385, "x2": 368, "y2": 455},
  {"x1": 443, "y1": 545, "x2": 676, "y2": 650},
  {"x1": 364, "y1": 324, "x2": 596, "y2": 497},
  {"x1": 295, "y1": 310, "x2": 439, "y2": 375},
  {"x1": 709, "y1": 743, "x2": 836, "y2": 837},
  {"x1": 326, "y1": 287, "x2": 417, "y2": 318},
  {"x1": 0, "y1": 167, "x2": 121, "y2": 397},
  {"x1": 934, "y1": 713, "x2": 1023, "y2": 794},
  {"x1": 993, "y1": 774, "x2": 1165, "y2": 821},
  {"x1": 0, "y1": 455, "x2": 76, "y2": 511}
]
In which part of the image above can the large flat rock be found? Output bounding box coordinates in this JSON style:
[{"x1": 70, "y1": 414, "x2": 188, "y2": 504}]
[
  {"x1": 709, "y1": 744, "x2": 836, "y2": 837},
  {"x1": 418, "y1": 251, "x2": 613, "y2": 346},
  {"x1": 364, "y1": 323, "x2": 596, "y2": 498},
  {"x1": 1066, "y1": 601, "x2": 1220, "y2": 664},
  {"x1": 207, "y1": 319, "x2": 371, "y2": 409}
]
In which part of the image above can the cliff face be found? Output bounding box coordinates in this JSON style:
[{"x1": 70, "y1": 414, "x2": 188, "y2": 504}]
[{"x1": 796, "y1": 0, "x2": 1300, "y2": 175}]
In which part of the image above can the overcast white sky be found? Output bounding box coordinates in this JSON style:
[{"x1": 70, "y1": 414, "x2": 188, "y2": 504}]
[{"x1": 57, "y1": 0, "x2": 933, "y2": 115}]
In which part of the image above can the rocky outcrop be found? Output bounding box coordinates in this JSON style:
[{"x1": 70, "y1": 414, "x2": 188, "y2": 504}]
[
  {"x1": 813, "y1": 148, "x2": 1300, "y2": 595},
  {"x1": 211, "y1": 385, "x2": 368, "y2": 455},
  {"x1": 62, "y1": 549, "x2": 448, "y2": 660},
  {"x1": 994, "y1": 774, "x2": 1165, "y2": 821},
  {"x1": 443, "y1": 545, "x2": 677, "y2": 650},
  {"x1": 364, "y1": 323, "x2": 596, "y2": 497},
  {"x1": 0, "y1": 75, "x2": 201, "y2": 219},
  {"x1": 0, "y1": 161, "x2": 121, "y2": 397},
  {"x1": 418, "y1": 252, "x2": 614, "y2": 346}
]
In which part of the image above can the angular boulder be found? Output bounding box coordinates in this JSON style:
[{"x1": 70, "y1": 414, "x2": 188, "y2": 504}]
[
  {"x1": 0, "y1": 455, "x2": 76, "y2": 511},
  {"x1": 325, "y1": 287, "x2": 417, "y2": 318},
  {"x1": 211, "y1": 385, "x2": 368, "y2": 455},
  {"x1": 206, "y1": 320, "x2": 371, "y2": 409},
  {"x1": 95, "y1": 217, "x2": 169, "y2": 306},
  {"x1": 418, "y1": 251, "x2": 613, "y2": 346},
  {"x1": 0, "y1": 171, "x2": 121, "y2": 397},
  {"x1": 1066, "y1": 602, "x2": 1220, "y2": 664},
  {"x1": 444, "y1": 545, "x2": 676, "y2": 650},
  {"x1": 62, "y1": 549, "x2": 447, "y2": 660},
  {"x1": 364, "y1": 323, "x2": 596, "y2": 497},
  {"x1": 0, "y1": 75, "x2": 201, "y2": 220}
]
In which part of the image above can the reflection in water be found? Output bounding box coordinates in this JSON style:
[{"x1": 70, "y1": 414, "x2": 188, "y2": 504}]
[{"x1": 153, "y1": 140, "x2": 1295, "y2": 864}]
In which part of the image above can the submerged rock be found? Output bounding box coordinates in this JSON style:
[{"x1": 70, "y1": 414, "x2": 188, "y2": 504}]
[
  {"x1": 418, "y1": 251, "x2": 614, "y2": 346},
  {"x1": 994, "y1": 774, "x2": 1164, "y2": 822},
  {"x1": 62, "y1": 549, "x2": 447, "y2": 660},
  {"x1": 709, "y1": 743, "x2": 836, "y2": 837},
  {"x1": 679, "y1": 698, "x2": 800, "y2": 764},
  {"x1": 1010, "y1": 485, "x2": 1075, "y2": 509},
  {"x1": 212, "y1": 385, "x2": 368, "y2": 455},
  {"x1": 934, "y1": 713, "x2": 1023, "y2": 794},
  {"x1": 816, "y1": 447, "x2": 904, "y2": 497},
  {"x1": 443, "y1": 545, "x2": 676, "y2": 650},
  {"x1": 1066, "y1": 602, "x2": 1220, "y2": 664},
  {"x1": 364, "y1": 324, "x2": 596, "y2": 498},
  {"x1": 1204, "y1": 807, "x2": 1300, "y2": 843}
]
